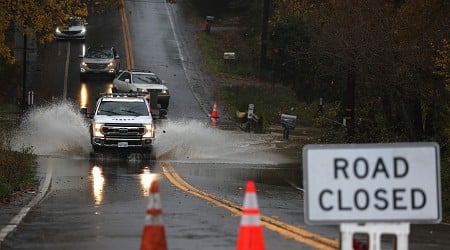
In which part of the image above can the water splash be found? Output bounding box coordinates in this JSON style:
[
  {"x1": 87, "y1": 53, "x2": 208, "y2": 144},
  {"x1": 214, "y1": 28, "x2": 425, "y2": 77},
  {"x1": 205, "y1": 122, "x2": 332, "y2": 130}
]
[
  {"x1": 9, "y1": 103, "x2": 296, "y2": 164},
  {"x1": 11, "y1": 100, "x2": 91, "y2": 156},
  {"x1": 154, "y1": 119, "x2": 296, "y2": 164}
]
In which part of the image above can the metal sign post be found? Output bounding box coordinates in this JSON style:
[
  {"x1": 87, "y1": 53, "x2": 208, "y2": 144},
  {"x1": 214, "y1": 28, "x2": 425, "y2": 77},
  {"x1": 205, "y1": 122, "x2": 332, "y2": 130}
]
[
  {"x1": 224, "y1": 52, "x2": 235, "y2": 72},
  {"x1": 27, "y1": 90, "x2": 34, "y2": 106},
  {"x1": 340, "y1": 222, "x2": 409, "y2": 250},
  {"x1": 247, "y1": 104, "x2": 254, "y2": 119}
]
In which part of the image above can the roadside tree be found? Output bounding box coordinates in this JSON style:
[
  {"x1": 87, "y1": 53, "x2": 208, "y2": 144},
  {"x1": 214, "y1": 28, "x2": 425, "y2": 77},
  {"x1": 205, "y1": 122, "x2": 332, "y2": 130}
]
[{"x1": 0, "y1": 0, "x2": 122, "y2": 64}]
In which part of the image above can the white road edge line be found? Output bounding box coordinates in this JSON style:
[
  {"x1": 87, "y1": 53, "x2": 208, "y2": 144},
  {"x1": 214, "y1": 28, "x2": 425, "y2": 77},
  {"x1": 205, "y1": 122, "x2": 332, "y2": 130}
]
[
  {"x1": 0, "y1": 165, "x2": 53, "y2": 245},
  {"x1": 164, "y1": 2, "x2": 210, "y2": 117}
]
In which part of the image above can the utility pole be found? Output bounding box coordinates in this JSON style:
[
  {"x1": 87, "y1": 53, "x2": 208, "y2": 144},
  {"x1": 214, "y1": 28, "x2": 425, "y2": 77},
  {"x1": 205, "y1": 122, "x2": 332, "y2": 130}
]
[{"x1": 22, "y1": 34, "x2": 27, "y2": 110}]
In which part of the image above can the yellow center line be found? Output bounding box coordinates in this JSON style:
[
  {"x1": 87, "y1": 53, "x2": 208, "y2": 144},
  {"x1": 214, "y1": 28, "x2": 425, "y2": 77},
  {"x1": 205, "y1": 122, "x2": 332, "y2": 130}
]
[
  {"x1": 158, "y1": 156, "x2": 339, "y2": 250},
  {"x1": 120, "y1": 1, "x2": 134, "y2": 69},
  {"x1": 120, "y1": 1, "x2": 339, "y2": 248}
]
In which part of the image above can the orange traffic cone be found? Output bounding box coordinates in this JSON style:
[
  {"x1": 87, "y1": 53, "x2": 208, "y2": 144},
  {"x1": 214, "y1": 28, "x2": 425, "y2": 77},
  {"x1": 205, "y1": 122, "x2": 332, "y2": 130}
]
[
  {"x1": 211, "y1": 101, "x2": 219, "y2": 127},
  {"x1": 140, "y1": 180, "x2": 168, "y2": 250},
  {"x1": 211, "y1": 101, "x2": 219, "y2": 119},
  {"x1": 211, "y1": 117, "x2": 217, "y2": 127},
  {"x1": 236, "y1": 180, "x2": 265, "y2": 250}
]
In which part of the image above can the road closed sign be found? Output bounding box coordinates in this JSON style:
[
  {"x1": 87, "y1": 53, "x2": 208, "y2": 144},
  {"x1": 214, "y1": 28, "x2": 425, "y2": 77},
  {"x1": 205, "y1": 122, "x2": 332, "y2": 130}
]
[{"x1": 303, "y1": 142, "x2": 441, "y2": 225}]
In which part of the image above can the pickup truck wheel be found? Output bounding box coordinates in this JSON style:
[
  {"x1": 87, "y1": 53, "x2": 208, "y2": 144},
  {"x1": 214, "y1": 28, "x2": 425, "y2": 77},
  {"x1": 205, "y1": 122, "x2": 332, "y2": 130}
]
[
  {"x1": 92, "y1": 145, "x2": 103, "y2": 153},
  {"x1": 160, "y1": 101, "x2": 169, "y2": 110}
]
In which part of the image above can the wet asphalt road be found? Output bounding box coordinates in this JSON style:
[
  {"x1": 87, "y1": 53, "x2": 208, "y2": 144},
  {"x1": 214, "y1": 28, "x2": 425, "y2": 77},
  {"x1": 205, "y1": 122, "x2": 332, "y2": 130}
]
[{"x1": 1, "y1": 1, "x2": 450, "y2": 249}]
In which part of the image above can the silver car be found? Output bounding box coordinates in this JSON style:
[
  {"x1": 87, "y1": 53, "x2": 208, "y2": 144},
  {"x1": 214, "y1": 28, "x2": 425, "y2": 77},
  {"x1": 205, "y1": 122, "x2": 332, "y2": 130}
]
[
  {"x1": 55, "y1": 17, "x2": 87, "y2": 40},
  {"x1": 80, "y1": 47, "x2": 120, "y2": 79},
  {"x1": 112, "y1": 70, "x2": 170, "y2": 109}
]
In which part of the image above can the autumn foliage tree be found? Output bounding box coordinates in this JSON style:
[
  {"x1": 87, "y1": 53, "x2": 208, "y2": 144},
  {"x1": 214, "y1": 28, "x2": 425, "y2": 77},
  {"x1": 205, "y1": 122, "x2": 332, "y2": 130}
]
[{"x1": 0, "y1": 0, "x2": 122, "y2": 64}]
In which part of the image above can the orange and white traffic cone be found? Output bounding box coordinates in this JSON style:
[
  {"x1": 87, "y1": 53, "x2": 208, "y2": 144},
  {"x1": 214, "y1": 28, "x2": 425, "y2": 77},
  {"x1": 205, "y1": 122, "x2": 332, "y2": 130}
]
[
  {"x1": 211, "y1": 101, "x2": 219, "y2": 127},
  {"x1": 211, "y1": 117, "x2": 217, "y2": 127},
  {"x1": 236, "y1": 180, "x2": 265, "y2": 250},
  {"x1": 211, "y1": 101, "x2": 219, "y2": 119},
  {"x1": 140, "y1": 180, "x2": 168, "y2": 250}
]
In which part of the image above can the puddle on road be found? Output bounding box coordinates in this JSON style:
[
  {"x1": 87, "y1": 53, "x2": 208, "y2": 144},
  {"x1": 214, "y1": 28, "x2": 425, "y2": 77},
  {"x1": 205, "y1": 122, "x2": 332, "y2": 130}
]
[
  {"x1": 8, "y1": 101, "x2": 302, "y2": 187},
  {"x1": 155, "y1": 119, "x2": 302, "y2": 187},
  {"x1": 10, "y1": 101, "x2": 300, "y2": 165}
]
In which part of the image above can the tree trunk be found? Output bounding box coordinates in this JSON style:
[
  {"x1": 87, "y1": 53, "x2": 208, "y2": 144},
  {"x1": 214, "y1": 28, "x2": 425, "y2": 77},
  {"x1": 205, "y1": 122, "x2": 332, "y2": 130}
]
[
  {"x1": 344, "y1": 69, "x2": 356, "y2": 141},
  {"x1": 398, "y1": 97, "x2": 423, "y2": 141},
  {"x1": 260, "y1": 0, "x2": 270, "y2": 70}
]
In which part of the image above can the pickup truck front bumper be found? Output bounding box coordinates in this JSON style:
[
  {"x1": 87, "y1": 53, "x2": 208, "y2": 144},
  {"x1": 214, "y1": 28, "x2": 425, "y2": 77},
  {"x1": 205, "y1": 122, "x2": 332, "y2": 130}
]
[{"x1": 91, "y1": 123, "x2": 154, "y2": 152}]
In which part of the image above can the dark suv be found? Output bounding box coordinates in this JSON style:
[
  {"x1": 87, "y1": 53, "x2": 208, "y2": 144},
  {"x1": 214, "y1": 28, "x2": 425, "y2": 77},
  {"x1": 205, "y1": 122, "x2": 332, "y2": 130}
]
[{"x1": 80, "y1": 47, "x2": 120, "y2": 79}]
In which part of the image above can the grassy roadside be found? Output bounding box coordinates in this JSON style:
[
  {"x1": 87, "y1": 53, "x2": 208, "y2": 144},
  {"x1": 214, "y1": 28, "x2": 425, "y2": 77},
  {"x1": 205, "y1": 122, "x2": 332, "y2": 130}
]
[
  {"x1": 0, "y1": 145, "x2": 38, "y2": 203},
  {"x1": 0, "y1": 119, "x2": 38, "y2": 203},
  {"x1": 0, "y1": 62, "x2": 38, "y2": 203},
  {"x1": 181, "y1": 1, "x2": 322, "y2": 130},
  {"x1": 197, "y1": 29, "x2": 321, "y2": 131}
]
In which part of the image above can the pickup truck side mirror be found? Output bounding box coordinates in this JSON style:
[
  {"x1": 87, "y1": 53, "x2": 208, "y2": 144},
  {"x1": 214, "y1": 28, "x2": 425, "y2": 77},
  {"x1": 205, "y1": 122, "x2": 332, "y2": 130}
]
[{"x1": 125, "y1": 79, "x2": 130, "y2": 83}]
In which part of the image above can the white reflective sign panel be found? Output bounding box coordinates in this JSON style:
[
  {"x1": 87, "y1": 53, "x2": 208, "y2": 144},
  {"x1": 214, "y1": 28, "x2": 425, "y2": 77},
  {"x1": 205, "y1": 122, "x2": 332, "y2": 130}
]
[{"x1": 303, "y1": 142, "x2": 441, "y2": 225}]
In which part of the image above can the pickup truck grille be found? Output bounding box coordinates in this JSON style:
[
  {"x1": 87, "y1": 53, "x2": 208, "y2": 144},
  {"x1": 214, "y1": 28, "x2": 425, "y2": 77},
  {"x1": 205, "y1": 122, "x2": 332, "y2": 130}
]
[{"x1": 101, "y1": 123, "x2": 145, "y2": 136}]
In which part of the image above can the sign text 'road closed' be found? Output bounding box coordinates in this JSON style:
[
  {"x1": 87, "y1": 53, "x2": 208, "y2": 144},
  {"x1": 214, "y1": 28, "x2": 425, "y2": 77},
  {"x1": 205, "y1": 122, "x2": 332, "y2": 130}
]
[{"x1": 303, "y1": 143, "x2": 441, "y2": 225}]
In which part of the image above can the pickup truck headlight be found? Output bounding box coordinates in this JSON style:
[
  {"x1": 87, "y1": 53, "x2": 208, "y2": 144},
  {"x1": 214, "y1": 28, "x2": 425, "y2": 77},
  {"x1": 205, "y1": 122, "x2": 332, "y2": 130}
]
[
  {"x1": 93, "y1": 123, "x2": 104, "y2": 137},
  {"x1": 137, "y1": 88, "x2": 147, "y2": 93},
  {"x1": 142, "y1": 124, "x2": 154, "y2": 138}
]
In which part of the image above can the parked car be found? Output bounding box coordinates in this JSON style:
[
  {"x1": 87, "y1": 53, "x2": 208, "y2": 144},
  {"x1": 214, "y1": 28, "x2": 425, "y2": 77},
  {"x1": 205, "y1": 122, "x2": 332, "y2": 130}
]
[
  {"x1": 55, "y1": 16, "x2": 87, "y2": 40},
  {"x1": 112, "y1": 69, "x2": 170, "y2": 109},
  {"x1": 80, "y1": 46, "x2": 120, "y2": 79}
]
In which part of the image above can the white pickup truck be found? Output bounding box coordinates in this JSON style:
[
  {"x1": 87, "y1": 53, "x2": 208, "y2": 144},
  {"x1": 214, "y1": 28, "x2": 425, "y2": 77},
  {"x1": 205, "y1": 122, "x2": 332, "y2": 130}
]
[{"x1": 83, "y1": 93, "x2": 159, "y2": 154}]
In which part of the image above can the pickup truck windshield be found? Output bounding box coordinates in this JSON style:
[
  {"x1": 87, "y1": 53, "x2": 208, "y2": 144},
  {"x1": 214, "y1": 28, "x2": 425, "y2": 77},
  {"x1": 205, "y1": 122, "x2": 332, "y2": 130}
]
[
  {"x1": 97, "y1": 101, "x2": 149, "y2": 116},
  {"x1": 132, "y1": 74, "x2": 161, "y2": 84}
]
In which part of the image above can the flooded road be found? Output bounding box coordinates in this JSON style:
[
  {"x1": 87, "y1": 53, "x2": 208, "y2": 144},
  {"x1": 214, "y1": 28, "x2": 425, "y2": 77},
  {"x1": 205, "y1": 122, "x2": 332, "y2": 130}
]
[
  {"x1": 4, "y1": 100, "x2": 326, "y2": 250},
  {"x1": 2, "y1": 1, "x2": 450, "y2": 249}
]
